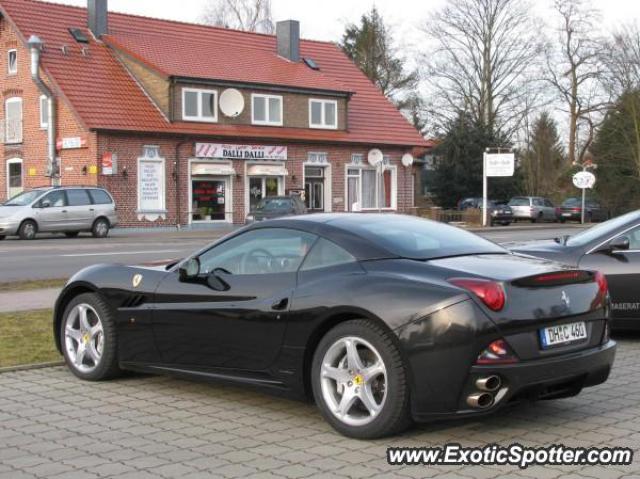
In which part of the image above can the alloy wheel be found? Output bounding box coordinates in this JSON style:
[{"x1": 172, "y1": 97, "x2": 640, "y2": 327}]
[
  {"x1": 320, "y1": 336, "x2": 387, "y2": 427},
  {"x1": 64, "y1": 304, "x2": 104, "y2": 374}
]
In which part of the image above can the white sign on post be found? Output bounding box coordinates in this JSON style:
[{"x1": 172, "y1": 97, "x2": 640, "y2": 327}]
[
  {"x1": 485, "y1": 153, "x2": 515, "y2": 177},
  {"x1": 573, "y1": 171, "x2": 596, "y2": 189},
  {"x1": 137, "y1": 156, "x2": 166, "y2": 221}
]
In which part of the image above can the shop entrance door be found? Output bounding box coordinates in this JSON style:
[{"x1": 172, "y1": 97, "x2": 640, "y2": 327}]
[
  {"x1": 249, "y1": 176, "x2": 279, "y2": 211},
  {"x1": 304, "y1": 166, "x2": 325, "y2": 212},
  {"x1": 191, "y1": 177, "x2": 228, "y2": 222}
]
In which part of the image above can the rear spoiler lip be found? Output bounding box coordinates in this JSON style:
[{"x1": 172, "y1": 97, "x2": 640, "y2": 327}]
[{"x1": 511, "y1": 270, "x2": 596, "y2": 288}]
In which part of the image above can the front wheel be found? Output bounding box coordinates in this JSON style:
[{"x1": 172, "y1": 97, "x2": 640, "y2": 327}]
[
  {"x1": 18, "y1": 220, "x2": 37, "y2": 240},
  {"x1": 311, "y1": 320, "x2": 411, "y2": 439},
  {"x1": 92, "y1": 218, "x2": 110, "y2": 238},
  {"x1": 61, "y1": 293, "x2": 120, "y2": 381}
]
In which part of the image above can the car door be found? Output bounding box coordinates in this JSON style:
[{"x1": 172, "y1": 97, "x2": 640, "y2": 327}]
[
  {"x1": 65, "y1": 189, "x2": 95, "y2": 230},
  {"x1": 33, "y1": 190, "x2": 69, "y2": 231},
  {"x1": 152, "y1": 227, "x2": 317, "y2": 371},
  {"x1": 578, "y1": 224, "x2": 640, "y2": 320},
  {"x1": 543, "y1": 199, "x2": 556, "y2": 220}
]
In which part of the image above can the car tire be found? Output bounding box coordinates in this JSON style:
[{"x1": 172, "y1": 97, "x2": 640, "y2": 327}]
[
  {"x1": 18, "y1": 220, "x2": 38, "y2": 240},
  {"x1": 502, "y1": 222, "x2": 511, "y2": 226},
  {"x1": 92, "y1": 218, "x2": 110, "y2": 238},
  {"x1": 60, "y1": 292, "x2": 120, "y2": 381},
  {"x1": 311, "y1": 319, "x2": 411, "y2": 439},
  {"x1": 65, "y1": 232, "x2": 80, "y2": 238},
  {"x1": 0, "y1": 235, "x2": 5, "y2": 241}
]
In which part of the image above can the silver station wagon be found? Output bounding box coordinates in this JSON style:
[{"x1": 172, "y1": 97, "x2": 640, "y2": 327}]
[{"x1": 0, "y1": 187, "x2": 118, "y2": 240}]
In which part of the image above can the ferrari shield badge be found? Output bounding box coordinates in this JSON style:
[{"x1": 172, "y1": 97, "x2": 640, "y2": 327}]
[{"x1": 132, "y1": 274, "x2": 143, "y2": 289}]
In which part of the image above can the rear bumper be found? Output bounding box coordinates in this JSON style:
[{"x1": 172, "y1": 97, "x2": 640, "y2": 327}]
[{"x1": 412, "y1": 340, "x2": 616, "y2": 422}]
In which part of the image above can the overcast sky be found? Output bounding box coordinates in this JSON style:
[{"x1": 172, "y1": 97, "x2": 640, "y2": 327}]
[{"x1": 46, "y1": 0, "x2": 640, "y2": 46}]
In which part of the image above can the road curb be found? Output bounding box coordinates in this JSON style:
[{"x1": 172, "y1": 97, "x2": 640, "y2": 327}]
[{"x1": 0, "y1": 361, "x2": 64, "y2": 374}]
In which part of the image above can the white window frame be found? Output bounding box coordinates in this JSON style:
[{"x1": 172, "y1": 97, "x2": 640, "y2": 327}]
[
  {"x1": 251, "y1": 94, "x2": 283, "y2": 126},
  {"x1": 344, "y1": 162, "x2": 397, "y2": 212},
  {"x1": 7, "y1": 49, "x2": 17, "y2": 76},
  {"x1": 39, "y1": 95, "x2": 49, "y2": 129},
  {"x1": 309, "y1": 98, "x2": 338, "y2": 130},
  {"x1": 5, "y1": 97, "x2": 22, "y2": 144},
  {"x1": 6, "y1": 157, "x2": 23, "y2": 198},
  {"x1": 182, "y1": 88, "x2": 218, "y2": 123}
]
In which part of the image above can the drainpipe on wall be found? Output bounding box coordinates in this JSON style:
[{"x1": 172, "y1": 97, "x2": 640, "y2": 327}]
[
  {"x1": 174, "y1": 139, "x2": 191, "y2": 230},
  {"x1": 28, "y1": 35, "x2": 57, "y2": 186}
]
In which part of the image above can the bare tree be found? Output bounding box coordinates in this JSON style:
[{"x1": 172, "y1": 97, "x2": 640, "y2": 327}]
[
  {"x1": 546, "y1": 0, "x2": 608, "y2": 166},
  {"x1": 421, "y1": 0, "x2": 543, "y2": 137},
  {"x1": 601, "y1": 23, "x2": 640, "y2": 97},
  {"x1": 200, "y1": 0, "x2": 274, "y2": 34}
]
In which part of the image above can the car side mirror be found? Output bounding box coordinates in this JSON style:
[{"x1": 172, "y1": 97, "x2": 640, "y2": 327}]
[
  {"x1": 40, "y1": 201, "x2": 51, "y2": 209},
  {"x1": 179, "y1": 257, "x2": 201, "y2": 282},
  {"x1": 609, "y1": 236, "x2": 630, "y2": 253}
]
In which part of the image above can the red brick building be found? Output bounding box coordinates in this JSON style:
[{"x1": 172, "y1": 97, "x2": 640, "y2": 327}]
[{"x1": 0, "y1": 0, "x2": 428, "y2": 227}]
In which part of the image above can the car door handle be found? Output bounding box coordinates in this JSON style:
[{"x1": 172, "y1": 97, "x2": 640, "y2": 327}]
[
  {"x1": 61, "y1": 210, "x2": 68, "y2": 213},
  {"x1": 271, "y1": 298, "x2": 289, "y2": 311}
]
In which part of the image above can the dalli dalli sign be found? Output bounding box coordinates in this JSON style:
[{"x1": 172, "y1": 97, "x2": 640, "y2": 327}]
[{"x1": 196, "y1": 143, "x2": 288, "y2": 161}]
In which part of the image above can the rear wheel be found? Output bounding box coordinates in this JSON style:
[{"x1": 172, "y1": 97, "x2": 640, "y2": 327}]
[
  {"x1": 312, "y1": 320, "x2": 411, "y2": 439},
  {"x1": 92, "y1": 218, "x2": 110, "y2": 238},
  {"x1": 18, "y1": 220, "x2": 37, "y2": 240},
  {"x1": 61, "y1": 293, "x2": 120, "y2": 381},
  {"x1": 65, "y1": 232, "x2": 79, "y2": 238}
]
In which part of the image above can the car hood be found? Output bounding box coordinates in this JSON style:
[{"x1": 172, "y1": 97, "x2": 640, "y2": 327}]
[{"x1": 0, "y1": 205, "x2": 26, "y2": 219}]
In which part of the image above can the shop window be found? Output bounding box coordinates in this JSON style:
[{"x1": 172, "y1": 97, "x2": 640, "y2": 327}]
[
  {"x1": 309, "y1": 99, "x2": 338, "y2": 129},
  {"x1": 5, "y1": 97, "x2": 22, "y2": 144},
  {"x1": 183, "y1": 88, "x2": 218, "y2": 122},
  {"x1": 192, "y1": 179, "x2": 227, "y2": 222},
  {"x1": 40, "y1": 95, "x2": 49, "y2": 129},
  {"x1": 7, "y1": 49, "x2": 17, "y2": 75},
  {"x1": 252, "y1": 94, "x2": 283, "y2": 126},
  {"x1": 347, "y1": 165, "x2": 395, "y2": 211}
]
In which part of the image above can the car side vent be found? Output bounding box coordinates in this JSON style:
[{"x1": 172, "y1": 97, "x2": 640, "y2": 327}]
[{"x1": 122, "y1": 294, "x2": 146, "y2": 308}]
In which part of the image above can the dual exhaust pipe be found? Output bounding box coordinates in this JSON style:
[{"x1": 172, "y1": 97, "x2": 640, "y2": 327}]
[{"x1": 466, "y1": 375, "x2": 502, "y2": 409}]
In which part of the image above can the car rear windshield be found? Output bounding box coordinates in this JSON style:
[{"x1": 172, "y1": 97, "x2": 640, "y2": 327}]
[
  {"x1": 508, "y1": 197, "x2": 530, "y2": 206},
  {"x1": 256, "y1": 198, "x2": 292, "y2": 211},
  {"x1": 562, "y1": 198, "x2": 581, "y2": 207},
  {"x1": 332, "y1": 215, "x2": 506, "y2": 260},
  {"x1": 3, "y1": 190, "x2": 45, "y2": 206}
]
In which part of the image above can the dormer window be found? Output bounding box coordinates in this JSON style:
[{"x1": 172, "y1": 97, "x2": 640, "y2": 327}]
[
  {"x1": 252, "y1": 94, "x2": 283, "y2": 126},
  {"x1": 182, "y1": 88, "x2": 218, "y2": 123},
  {"x1": 309, "y1": 99, "x2": 337, "y2": 129},
  {"x1": 8, "y1": 49, "x2": 17, "y2": 75}
]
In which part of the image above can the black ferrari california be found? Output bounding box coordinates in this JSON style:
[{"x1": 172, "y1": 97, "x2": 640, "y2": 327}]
[
  {"x1": 53, "y1": 214, "x2": 615, "y2": 438},
  {"x1": 511, "y1": 210, "x2": 640, "y2": 330}
]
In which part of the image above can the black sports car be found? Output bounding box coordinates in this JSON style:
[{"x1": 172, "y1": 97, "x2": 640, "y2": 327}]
[
  {"x1": 53, "y1": 214, "x2": 615, "y2": 439},
  {"x1": 510, "y1": 210, "x2": 640, "y2": 330}
]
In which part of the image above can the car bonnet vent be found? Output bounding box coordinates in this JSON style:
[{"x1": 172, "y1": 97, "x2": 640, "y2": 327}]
[
  {"x1": 303, "y1": 58, "x2": 320, "y2": 70},
  {"x1": 69, "y1": 28, "x2": 90, "y2": 44}
]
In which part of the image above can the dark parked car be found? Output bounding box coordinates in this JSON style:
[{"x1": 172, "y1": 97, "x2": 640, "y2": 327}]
[
  {"x1": 510, "y1": 210, "x2": 640, "y2": 330},
  {"x1": 53, "y1": 214, "x2": 615, "y2": 439},
  {"x1": 246, "y1": 196, "x2": 306, "y2": 223},
  {"x1": 557, "y1": 197, "x2": 609, "y2": 223},
  {"x1": 457, "y1": 197, "x2": 513, "y2": 226}
]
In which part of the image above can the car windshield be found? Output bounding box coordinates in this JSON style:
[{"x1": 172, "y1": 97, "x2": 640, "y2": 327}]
[
  {"x1": 3, "y1": 190, "x2": 44, "y2": 206},
  {"x1": 332, "y1": 215, "x2": 506, "y2": 260},
  {"x1": 256, "y1": 198, "x2": 292, "y2": 211},
  {"x1": 566, "y1": 211, "x2": 640, "y2": 247},
  {"x1": 508, "y1": 197, "x2": 530, "y2": 206}
]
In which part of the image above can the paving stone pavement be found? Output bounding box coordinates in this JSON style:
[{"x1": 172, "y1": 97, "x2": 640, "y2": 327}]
[{"x1": 1, "y1": 338, "x2": 639, "y2": 479}]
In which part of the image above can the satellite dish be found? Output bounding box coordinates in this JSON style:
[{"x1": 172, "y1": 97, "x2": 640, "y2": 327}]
[
  {"x1": 401, "y1": 153, "x2": 414, "y2": 167},
  {"x1": 368, "y1": 149, "x2": 384, "y2": 167},
  {"x1": 219, "y1": 89, "x2": 245, "y2": 118}
]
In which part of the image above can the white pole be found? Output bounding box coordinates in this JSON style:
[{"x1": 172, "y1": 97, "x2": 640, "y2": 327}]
[
  {"x1": 482, "y1": 152, "x2": 488, "y2": 227},
  {"x1": 581, "y1": 171, "x2": 587, "y2": 224}
]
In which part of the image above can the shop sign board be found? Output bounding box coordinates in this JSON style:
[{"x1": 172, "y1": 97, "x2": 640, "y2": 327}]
[{"x1": 196, "y1": 143, "x2": 288, "y2": 161}]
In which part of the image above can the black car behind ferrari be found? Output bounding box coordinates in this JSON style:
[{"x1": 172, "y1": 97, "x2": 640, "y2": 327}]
[
  {"x1": 54, "y1": 214, "x2": 615, "y2": 438},
  {"x1": 511, "y1": 210, "x2": 640, "y2": 330}
]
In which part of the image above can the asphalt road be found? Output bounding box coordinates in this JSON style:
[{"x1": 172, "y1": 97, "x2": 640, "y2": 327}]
[{"x1": 0, "y1": 224, "x2": 587, "y2": 282}]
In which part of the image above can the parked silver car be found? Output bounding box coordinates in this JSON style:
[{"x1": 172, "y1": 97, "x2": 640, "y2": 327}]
[
  {"x1": 508, "y1": 196, "x2": 557, "y2": 223},
  {"x1": 0, "y1": 187, "x2": 118, "y2": 240}
]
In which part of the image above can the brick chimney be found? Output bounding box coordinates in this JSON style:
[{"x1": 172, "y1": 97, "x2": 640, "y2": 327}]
[
  {"x1": 276, "y1": 20, "x2": 300, "y2": 62},
  {"x1": 88, "y1": 0, "x2": 108, "y2": 37}
]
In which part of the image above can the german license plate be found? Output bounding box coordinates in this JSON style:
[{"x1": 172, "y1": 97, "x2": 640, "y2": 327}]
[
  {"x1": 540, "y1": 322, "x2": 587, "y2": 349},
  {"x1": 562, "y1": 213, "x2": 572, "y2": 217}
]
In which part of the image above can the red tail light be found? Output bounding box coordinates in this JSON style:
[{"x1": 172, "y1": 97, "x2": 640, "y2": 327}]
[
  {"x1": 595, "y1": 271, "x2": 608, "y2": 296},
  {"x1": 476, "y1": 339, "x2": 519, "y2": 364},
  {"x1": 449, "y1": 278, "x2": 506, "y2": 311}
]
